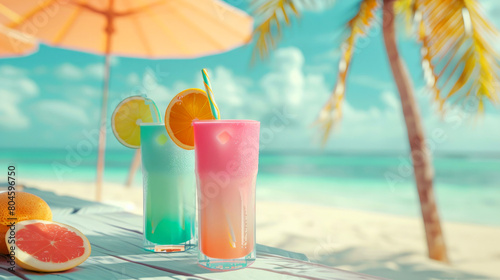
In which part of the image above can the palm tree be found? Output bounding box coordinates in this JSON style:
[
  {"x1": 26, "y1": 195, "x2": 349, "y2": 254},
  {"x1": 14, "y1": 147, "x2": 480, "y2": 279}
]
[{"x1": 251, "y1": 0, "x2": 500, "y2": 262}]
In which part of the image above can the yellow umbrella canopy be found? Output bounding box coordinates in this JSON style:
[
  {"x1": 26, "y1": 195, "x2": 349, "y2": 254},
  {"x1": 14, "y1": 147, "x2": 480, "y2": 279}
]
[
  {"x1": 2, "y1": 0, "x2": 253, "y2": 201},
  {"x1": 2, "y1": 0, "x2": 253, "y2": 58}
]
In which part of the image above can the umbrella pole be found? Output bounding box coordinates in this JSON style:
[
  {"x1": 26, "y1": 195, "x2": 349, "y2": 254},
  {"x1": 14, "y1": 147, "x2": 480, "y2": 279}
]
[
  {"x1": 95, "y1": 52, "x2": 111, "y2": 201},
  {"x1": 96, "y1": 0, "x2": 114, "y2": 201},
  {"x1": 125, "y1": 149, "x2": 141, "y2": 188}
]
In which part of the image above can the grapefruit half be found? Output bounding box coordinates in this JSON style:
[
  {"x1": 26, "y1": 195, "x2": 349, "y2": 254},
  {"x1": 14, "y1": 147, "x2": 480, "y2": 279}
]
[{"x1": 8, "y1": 220, "x2": 91, "y2": 272}]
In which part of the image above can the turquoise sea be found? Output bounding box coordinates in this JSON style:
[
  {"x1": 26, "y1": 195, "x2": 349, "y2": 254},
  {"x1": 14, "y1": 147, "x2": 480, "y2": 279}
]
[{"x1": 1, "y1": 148, "x2": 499, "y2": 226}]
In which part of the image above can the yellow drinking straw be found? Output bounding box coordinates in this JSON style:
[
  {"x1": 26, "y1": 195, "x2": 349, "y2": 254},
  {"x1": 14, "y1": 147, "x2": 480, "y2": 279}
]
[{"x1": 201, "y1": 69, "x2": 221, "y2": 120}]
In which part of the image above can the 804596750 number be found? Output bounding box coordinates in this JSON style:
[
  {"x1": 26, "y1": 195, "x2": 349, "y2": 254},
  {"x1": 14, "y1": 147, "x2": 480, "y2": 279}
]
[
  {"x1": 7, "y1": 165, "x2": 16, "y2": 216},
  {"x1": 8, "y1": 165, "x2": 15, "y2": 186},
  {"x1": 6, "y1": 165, "x2": 17, "y2": 271}
]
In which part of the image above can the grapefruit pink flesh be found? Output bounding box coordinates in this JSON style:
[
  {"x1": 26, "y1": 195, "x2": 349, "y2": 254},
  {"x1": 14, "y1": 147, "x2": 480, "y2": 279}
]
[
  {"x1": 8, "y1": 220, "x2": 91, "y2": 272},
  {"x1": 17, "y1": 223, "x2": 86, "y2": 263}
]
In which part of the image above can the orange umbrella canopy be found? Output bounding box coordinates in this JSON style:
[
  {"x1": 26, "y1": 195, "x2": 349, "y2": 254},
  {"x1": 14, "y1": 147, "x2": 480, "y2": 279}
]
[
  {"x1": 0, "y1": 26, "x2": 37, "y2": 57},
  {"x1": 2, "y1": 0, "x2": 253, "y2": 58},
  {"x1": 0, "y1": 4, "x2": 37, "y2": 57}
]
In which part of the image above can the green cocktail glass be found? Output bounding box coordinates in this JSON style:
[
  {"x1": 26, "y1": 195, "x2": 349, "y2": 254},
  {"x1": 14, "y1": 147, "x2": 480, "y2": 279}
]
[{"x1": 140, "y1": 123, "x2": 196, "y2": 251}]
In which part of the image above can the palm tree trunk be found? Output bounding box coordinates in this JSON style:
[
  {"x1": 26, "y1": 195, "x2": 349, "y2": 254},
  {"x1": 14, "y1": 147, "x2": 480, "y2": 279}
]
[{"x1": 382, "y1": 0, "x2": 448, "y2": 262}]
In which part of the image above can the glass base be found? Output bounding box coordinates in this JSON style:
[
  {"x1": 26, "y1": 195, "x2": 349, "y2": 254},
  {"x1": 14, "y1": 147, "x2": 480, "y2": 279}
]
[
  {"x1": 143, "y1": 237, "x2": 196, "y2": 253},
  {"x1": 198, "y1": 250, "x2": 255, "y2": 271}
]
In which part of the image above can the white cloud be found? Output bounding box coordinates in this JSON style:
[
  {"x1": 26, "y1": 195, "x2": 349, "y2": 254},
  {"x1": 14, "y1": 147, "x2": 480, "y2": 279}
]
[
  {"x1": 110, "y1": 57, "x2": 120, "y2": 66},
  {"x1": 381, "y1": 91, "x2": 399, "y2": 109},
  {"x1": 253, "y1": 47, "x2": 499, "y2": 153},
  {"x1": 0, "y1": 65, "x2": 101, "y2": 136},
  {"x1": 129, "y1": 66, "x2": 260, "y2": 121},
  {"x1": 261, "y1": 47, "x2": 306, "y2": 108},
  {"x1": 197, "y1": 50, "x2": 330, "y2": 124},
  {"x1": 0, "y1": 66, "x2": 38, "y2": 97},
  {"x1": 0, "y1": 65, "x2": 25, "y2": 76},
  {"x1": 271, "y1": 47, "x2": 305, "y2": 70},
  {"x1": 54, "y1": 63, "x2": 108, "y2": 81},
  {"x1": 34, "y1": 66, "x2": 47, "y2": 75},
  {"x1": 422, "y1": 105, "x2": 500, "y2": 153},
  {"x1": 328, "y1": 97, "x2": 405, "y2": 150},
  {"x1": 31, "y1": 100, "x2": 90, "y2": 128},
  {"x1": 205, "y1": 66, "x2": 264, "y2": 120},
  {"x1": 123, "y1": 48, "x2": 328, "y2": 125},
  {"x1": 0, "y1": 89, "x2": 30, "y2": 129},
  {"x1": 126, "y1": 73, "x2": 140, "y2": 86},
  {"x1": 80, "y1": 85, "x2": 100, "y2": 98},
  {"x1": 321, "y1": 90, "x2": 500, "y2": 153},
  {"x1": 18, "y1": 79, "x2": 38, "y2": 96},
  {"x1": 56, "y1": 63, "x2": 84, "y2": 80},
  {"x1": 85, "y1": 63, "x2": 105, "y2": 79},
  {"x1": 121, "y1": 68, "x2": 174, "y2": 113},
  {"x1": 298, "y1": 0, "x2": 337, "y2": 13},
  {"x1": 0, "y1": 66, "x2": 39, "y2": 129},
  {"x1": 260, "y1": 47, "x2": 330, "y2": 125},
  {"x1": 208, "y1": 67, "x2": 249, "y2": 107}
]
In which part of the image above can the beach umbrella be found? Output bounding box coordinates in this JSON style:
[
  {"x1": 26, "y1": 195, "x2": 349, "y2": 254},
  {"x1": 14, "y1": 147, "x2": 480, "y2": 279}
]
[
  {"x1": 0, "y1": 26, "x2": 37, "y2": 57},
  {"x1": 2, "y1": 0, "x2": 253, "y2": 201},
  {"x1": 0, "y1": 4, "x2": 37, "y2": 57}
]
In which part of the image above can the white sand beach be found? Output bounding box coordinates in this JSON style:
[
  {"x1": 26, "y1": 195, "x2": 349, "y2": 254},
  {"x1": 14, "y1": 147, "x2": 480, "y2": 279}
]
[{"x1": 21, "y1": 179, "x2": 500, "y2": 280}]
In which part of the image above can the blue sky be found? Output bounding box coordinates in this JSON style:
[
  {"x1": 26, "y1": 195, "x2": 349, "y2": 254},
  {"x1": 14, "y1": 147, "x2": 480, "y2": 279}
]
[{"x1": 1, "y1": 0, "x2": 499, "y2": 155}]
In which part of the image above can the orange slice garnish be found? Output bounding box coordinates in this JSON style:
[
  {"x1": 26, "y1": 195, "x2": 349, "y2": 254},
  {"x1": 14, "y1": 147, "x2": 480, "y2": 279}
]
[{"x1": 165, "y1": 88, "x2": 215, "y2": 150}]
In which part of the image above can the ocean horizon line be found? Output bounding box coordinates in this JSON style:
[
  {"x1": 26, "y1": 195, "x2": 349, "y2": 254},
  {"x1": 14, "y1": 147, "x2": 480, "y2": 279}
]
[{"x1": 2, "y1": 147, "x2": 500, "y2": 160}]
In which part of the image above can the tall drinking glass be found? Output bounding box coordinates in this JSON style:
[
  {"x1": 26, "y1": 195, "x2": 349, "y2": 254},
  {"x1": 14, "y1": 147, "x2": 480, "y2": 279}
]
[
  {"x1": 193, "y1": 120, "x2": 260, "y2": 270},
  {"x1": 140, "y1": 123, "x2": 196, "y2": 252}
]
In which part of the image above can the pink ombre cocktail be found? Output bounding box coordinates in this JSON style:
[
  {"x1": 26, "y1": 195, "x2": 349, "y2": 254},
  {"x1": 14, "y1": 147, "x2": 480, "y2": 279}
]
[{"x1": 193, "y1": 120, "x2": 259, "y2": 270}]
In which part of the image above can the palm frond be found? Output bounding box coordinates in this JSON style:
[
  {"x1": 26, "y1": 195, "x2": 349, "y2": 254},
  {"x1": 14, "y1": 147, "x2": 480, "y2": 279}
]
[
  {"x1": 250, "y1": 0, "x2": 304, "y2": 62},
  {"x1": 315, "y1": 0, "x2": 380, "y2": 145},
  {"x1": 417, "y1": 0, "x2": 500, "y2": 112},
  {"x1": 394, "y1": 0, "x2": 416, "y2": 33},
  {"x1": 250, "y1": 0, "x2": 336, "y2": 61}
]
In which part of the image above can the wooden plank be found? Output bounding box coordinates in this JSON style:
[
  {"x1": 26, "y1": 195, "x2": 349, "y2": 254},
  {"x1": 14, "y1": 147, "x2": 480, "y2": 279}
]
[
  {"x1": 0, "y1": 211, "x2": 386, "y2": 280},
  {"x1": 23, "y1": 187, "x2": 123, "y2": 216}
]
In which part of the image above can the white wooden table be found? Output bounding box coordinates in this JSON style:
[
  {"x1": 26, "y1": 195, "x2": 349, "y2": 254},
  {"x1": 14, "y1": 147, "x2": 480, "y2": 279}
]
[{"x1": 0, "y1": 189, "x2": 386, "y2": 280}]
